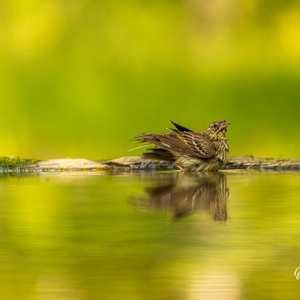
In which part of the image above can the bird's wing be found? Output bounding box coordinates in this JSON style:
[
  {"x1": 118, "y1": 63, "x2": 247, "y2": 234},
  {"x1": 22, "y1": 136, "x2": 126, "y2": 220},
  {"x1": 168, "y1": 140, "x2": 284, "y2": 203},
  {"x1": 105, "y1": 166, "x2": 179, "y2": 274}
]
[
  {"x1": 135, "y1": 131, "x2": 216, "y2": 159},
  {"x1": 180, "y1": 132, "x2": 216, "y2": 158},
  {"x1": 168, "y1": 120, "x2": 193, "y2": 132}
]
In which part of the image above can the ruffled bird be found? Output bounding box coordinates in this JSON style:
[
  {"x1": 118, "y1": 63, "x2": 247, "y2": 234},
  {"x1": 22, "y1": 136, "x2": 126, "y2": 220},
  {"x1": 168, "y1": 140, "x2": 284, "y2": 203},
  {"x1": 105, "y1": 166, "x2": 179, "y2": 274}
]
[{"x1": 133, "y1": 120, "x2": 230, "y2": 172}]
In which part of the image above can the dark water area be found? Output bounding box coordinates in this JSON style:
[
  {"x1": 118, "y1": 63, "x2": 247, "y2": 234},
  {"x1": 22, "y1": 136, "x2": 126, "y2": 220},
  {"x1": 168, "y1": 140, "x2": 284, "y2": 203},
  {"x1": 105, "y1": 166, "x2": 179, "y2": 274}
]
[{"x1": 0, "y1": 170, "x2": 300, "y2": 299}]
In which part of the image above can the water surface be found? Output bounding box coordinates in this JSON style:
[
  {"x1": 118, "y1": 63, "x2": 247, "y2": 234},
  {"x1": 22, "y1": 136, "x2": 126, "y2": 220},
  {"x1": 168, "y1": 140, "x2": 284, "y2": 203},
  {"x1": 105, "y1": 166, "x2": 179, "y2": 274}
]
[{"x1": 0, "y1": 170, "x2": 300, "y2": 299}]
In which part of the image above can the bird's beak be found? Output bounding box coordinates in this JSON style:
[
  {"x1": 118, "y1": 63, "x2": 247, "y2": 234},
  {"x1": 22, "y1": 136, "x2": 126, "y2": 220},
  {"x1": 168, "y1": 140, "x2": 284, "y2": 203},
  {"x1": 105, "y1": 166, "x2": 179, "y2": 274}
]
[{"x1": 217, "y1": 123, "x2": 231, "y2": 133}]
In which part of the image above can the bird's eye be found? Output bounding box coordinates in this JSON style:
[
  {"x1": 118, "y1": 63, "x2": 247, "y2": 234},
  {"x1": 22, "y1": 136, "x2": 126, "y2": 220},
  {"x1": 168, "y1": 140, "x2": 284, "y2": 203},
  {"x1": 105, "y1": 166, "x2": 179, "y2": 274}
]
[{"x1": 213, "y1": 124, "x2": 218, "y2": 128}]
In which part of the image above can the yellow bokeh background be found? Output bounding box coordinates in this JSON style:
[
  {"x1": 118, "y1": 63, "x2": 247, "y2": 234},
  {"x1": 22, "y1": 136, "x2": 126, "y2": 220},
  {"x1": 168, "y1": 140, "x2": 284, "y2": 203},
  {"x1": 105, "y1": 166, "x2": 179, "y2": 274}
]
[{"x1": 0, "y1": 0, "x2": 300, "y2": 159}]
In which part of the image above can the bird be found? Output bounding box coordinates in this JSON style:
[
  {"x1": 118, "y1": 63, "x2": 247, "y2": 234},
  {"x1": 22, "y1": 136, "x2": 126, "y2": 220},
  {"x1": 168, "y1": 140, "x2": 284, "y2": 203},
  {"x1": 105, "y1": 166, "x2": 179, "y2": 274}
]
[{"x1": 133, "y1": 120, "x2": 230, "y2": 172}]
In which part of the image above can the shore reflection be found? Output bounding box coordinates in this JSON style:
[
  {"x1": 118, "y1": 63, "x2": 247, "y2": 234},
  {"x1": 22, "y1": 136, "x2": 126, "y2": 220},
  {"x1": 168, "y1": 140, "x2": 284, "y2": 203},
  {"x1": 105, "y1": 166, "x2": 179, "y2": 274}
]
[{"x1": 131, "y1": 172, "x2": 229, "y2": 221}]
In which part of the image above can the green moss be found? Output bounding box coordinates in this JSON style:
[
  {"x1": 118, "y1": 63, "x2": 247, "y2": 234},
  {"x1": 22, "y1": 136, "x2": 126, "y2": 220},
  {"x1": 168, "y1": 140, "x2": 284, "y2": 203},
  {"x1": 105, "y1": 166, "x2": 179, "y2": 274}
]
[{"x1": 0, "y1": 157, "x2": 37, "y2": 171}]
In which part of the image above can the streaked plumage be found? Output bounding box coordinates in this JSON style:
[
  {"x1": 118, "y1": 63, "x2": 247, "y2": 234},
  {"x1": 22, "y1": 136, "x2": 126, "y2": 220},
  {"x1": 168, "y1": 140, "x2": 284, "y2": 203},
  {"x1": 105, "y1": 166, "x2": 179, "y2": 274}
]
[{"x1": 134, "y1": 120, "x2": 230, "y2": 172}]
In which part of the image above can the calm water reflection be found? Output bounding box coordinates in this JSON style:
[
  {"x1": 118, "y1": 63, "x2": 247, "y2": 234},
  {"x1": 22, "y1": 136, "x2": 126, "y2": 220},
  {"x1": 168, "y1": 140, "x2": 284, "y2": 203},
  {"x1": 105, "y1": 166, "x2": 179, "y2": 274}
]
[
  {"x1": 130, "y1": 172, "x2": 229, "y2": 221},
  {"x1": 0, "y1": 171, "x2": 300, "y2": 299}
]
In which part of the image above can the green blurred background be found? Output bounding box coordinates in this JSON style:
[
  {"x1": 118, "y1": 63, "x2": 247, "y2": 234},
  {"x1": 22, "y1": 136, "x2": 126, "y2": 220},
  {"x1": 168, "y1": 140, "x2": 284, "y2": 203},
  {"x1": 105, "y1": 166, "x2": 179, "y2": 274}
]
[{"x1": 1, "y1": 0, "x2": 300, "y2": 160}]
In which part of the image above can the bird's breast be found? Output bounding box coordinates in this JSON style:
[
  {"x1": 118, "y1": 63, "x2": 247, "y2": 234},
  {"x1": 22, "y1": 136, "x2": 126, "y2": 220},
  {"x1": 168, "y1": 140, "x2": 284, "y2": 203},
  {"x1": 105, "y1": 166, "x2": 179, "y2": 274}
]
[{"x1": 215, "y1": 140, "x2": 229, "y2": 163}]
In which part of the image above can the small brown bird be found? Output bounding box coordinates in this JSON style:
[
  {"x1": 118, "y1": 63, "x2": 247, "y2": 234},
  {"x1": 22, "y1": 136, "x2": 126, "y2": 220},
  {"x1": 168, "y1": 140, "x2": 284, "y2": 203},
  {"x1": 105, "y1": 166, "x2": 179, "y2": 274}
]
[{"x1": 134, "y1": 120, "x2": 230, "y2": 172}]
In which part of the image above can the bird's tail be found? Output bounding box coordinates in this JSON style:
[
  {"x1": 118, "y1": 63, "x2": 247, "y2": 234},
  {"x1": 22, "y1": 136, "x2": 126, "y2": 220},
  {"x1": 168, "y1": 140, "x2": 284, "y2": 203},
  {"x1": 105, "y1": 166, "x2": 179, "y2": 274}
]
[
  {"x1": 142, "y1": 148, "x2": 176, "y2": 162},
  {"x1": 132, "y1": 133, "x2": 176, "y2": 162}
]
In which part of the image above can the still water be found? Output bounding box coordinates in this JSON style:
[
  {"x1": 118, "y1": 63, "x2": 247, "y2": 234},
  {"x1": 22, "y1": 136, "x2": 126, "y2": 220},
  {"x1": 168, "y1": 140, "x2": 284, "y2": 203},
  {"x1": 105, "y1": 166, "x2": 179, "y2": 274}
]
[{"x1": 0, "y1": 170, "x2": 300, "y2": 300}]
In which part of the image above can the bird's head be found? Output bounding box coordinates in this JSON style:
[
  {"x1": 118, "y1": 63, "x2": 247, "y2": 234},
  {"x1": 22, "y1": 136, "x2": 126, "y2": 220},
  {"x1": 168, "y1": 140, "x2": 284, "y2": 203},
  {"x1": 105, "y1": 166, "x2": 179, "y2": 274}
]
[{"x1": 205, "y1": 120, "x2": 230, "y2": 139}]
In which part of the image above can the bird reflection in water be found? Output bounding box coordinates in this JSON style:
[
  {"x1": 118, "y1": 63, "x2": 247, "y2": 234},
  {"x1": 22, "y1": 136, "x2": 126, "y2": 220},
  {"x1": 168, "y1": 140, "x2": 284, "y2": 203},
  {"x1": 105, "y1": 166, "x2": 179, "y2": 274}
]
[{"x1": 130, "y1": 172, "x2": 229, "y2": 222}]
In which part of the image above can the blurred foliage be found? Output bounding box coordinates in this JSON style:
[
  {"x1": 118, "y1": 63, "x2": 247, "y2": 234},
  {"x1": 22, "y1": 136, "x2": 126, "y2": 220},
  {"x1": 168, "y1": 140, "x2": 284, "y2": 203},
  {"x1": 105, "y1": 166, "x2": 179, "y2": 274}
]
[
  {"x1": 0, "y1": 156, "x2": 36, "y2": 170},
  {"x1": 0, "y1": 0, "x2": 300, "y2": 159}
]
